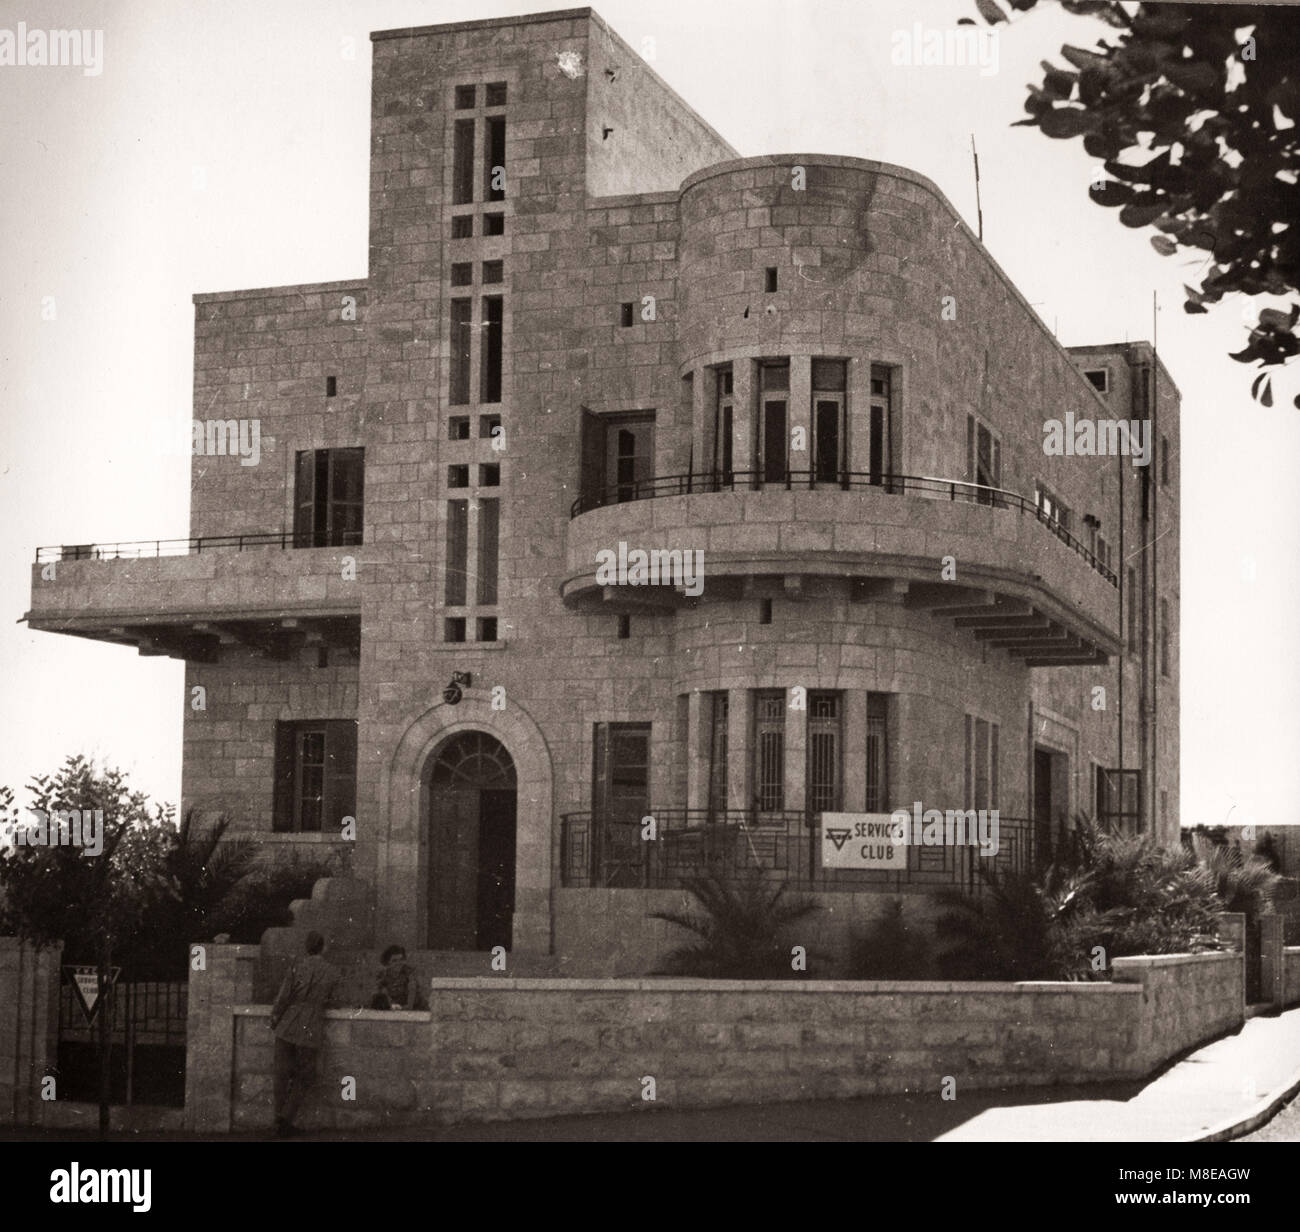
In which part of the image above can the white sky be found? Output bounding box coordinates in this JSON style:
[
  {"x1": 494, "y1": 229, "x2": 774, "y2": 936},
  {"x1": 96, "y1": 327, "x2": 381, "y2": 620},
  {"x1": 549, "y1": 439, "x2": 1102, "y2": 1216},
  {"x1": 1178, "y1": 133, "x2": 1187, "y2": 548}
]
[{"x1": 1, "y1": 0, "x2": 1297, "y2": 830}]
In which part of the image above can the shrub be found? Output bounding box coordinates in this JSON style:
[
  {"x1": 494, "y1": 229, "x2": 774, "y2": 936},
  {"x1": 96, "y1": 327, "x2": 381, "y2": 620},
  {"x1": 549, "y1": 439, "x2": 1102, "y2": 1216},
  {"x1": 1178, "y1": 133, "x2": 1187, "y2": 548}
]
[
  {"x1": 650, "y1": 868, "x2": 820, "y2": 979},
  {"x1": 849, "y1": 897, "x2": 933, "y2": 979}
]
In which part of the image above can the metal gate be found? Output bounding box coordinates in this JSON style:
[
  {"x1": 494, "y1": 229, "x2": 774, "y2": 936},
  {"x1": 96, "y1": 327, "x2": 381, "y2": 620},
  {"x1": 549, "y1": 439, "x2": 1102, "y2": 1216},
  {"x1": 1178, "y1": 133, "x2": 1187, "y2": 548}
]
[{"x1": 56, "y1": 977, "x2": 187, "y2": 1107}]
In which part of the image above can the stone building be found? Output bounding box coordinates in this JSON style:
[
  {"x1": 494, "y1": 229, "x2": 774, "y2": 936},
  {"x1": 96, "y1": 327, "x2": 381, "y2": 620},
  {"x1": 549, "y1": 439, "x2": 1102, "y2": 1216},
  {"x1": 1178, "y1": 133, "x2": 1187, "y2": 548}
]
[{"x1": 26, "y1": 7, "x2": 1180, "y2": 975}]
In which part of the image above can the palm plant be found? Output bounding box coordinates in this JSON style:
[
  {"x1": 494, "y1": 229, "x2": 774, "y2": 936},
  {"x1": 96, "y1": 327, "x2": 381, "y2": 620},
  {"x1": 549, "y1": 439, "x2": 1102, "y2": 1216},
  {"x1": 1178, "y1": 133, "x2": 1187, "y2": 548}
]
[
  {"x1": 1190, "y1": 834, "x2": 1281, "y2": 923},
  {"x1": 650, "y1": 868, "x2": 821, "y2": 979}
]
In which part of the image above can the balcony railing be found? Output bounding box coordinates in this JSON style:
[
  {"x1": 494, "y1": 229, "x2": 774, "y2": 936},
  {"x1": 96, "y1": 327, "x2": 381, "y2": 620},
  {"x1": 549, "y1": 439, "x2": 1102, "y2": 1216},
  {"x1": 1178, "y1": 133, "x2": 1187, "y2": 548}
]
[
  {"x1": 35, "y1": 531, "x2": 362, "y2": 564},
  {"x1": 561, "y1": 807, "x2": 1058, "y2": 894},
  {"x1": 569, "y1": 469, "x2": 1118, "y2": 586}
]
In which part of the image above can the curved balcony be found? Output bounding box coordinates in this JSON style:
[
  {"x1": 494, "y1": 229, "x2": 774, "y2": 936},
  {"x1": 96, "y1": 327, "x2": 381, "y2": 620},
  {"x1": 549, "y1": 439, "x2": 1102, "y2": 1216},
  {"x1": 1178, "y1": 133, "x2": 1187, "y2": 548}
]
[
  {"x1": 25, "y1": 533, "x2": 360, "y2": 662},
  {"x1": 562, "y1": 471, "x2": 1121, "y2": 665}
]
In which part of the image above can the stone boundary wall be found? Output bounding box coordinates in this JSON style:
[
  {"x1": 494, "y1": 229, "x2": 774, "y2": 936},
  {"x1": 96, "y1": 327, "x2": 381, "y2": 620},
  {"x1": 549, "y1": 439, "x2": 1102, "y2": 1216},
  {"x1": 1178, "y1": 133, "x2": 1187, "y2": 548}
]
[
  {"x1": 207, "y1": 949, "x2": 1243, "y2": 1131},
  {"x1": 1285, "y1": 946, "x2": 1300, "y2": 1008},
  {"x1": 0, "y1": 938, "x2": 60, "y2": 1125}
]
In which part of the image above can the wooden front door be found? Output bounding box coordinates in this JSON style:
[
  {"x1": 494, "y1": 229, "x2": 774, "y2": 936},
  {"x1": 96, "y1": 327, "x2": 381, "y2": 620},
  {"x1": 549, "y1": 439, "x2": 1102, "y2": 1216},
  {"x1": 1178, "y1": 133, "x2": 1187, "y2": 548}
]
[{"x1": 426, "y1": 732, "x2": 517, "y2": 950}]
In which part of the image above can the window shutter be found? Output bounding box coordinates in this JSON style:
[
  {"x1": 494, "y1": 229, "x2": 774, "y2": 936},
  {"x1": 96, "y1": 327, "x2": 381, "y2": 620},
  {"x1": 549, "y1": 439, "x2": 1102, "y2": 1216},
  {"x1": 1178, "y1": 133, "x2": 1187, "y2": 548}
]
[
  {"x1": 273, "y1": 722, "x2": 296, "y2": 832},
  {"x1": 293, "y1": 452, "x2": 315, "y2": 548},
  {"x1": 324, "y1": 720, "x2": 358, "y2": 835}
]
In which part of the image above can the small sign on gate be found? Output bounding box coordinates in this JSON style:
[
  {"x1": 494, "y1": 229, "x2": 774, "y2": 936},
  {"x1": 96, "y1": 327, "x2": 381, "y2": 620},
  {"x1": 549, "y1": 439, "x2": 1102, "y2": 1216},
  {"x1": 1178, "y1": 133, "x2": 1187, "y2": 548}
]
[{"x1": 63, "y1": 965, "x2": 121, "y2": 1026}]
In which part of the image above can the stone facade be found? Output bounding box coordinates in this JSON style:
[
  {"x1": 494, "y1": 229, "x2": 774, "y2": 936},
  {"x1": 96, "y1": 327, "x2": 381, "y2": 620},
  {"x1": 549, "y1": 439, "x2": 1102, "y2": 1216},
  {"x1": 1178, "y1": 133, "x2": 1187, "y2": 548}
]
[{"x1": 24, "y1": 7, "x2": 1181, "y2": 967}]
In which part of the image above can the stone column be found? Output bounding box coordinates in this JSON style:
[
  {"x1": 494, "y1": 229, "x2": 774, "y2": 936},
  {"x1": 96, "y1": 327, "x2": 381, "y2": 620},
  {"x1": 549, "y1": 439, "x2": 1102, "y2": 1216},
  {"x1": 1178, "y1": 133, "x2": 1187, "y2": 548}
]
[
  {"x1": 842, "y1": 689, "x2": 867, "y2": 812},
  {"x1": 727, "y1": 687, "x2": 751, "y2": 812},
  {"x1": 732, "y1": 359, "x2": 755, "y2": 483},
  {"x1": 789, "y1": 354, "x2": 811, "y2": 483},
  {"x1": 691, "y1": 366, "x2": 714, "y2": 484},
  {"x1": 785, "y1": 687, "x2": 807, "y2": 814},
  {"x1": 685, "y1": 690, "x2": 709, "y2": 813},
  {"x1": 847, "y1": 355, "x2": 873, "y2": 476},
  {"x1": 184, "y1": 943, "x2": 260, "y2": 1134},
  {"x1": 0, "y1": 938, "x2": 61, "y2": 1127}
]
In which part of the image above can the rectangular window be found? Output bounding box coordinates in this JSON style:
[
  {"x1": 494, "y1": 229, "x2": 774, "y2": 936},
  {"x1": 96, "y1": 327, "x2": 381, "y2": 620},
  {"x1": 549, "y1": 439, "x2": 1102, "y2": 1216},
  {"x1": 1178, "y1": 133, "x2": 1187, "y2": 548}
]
[
  {"x1": 449, "y1": 415, "x2": 471, "y2": 440},
  {"x1": 754, "y1": 690, "x2": 786, "y2": 813},
  {"x1": 480, "y1": 414, "x2": 501, "y2": 439},
  {"x1": 481, "y1": 296, "x2": 503, "y2": 403},
  {"x1": 450, "y1": 262, "x2": 473, "y2": 287},
  {"x1": 444, "y1": 616, "x2": 466, "y2": 643},
  {"x1": 477, "y1": 497, "x2": 499, "y2": 606},
  {"x1": 476, "y1": 617, "x2": 498, "y2": 642},
  {"x1": 1084, "y1": 368, "x2": 1108, "y2": 393},
  {"x1": 807, "y1": 691, "x2": 842, "y2": 814},
  {"x1": 580, "y1": 411, "x2": 655, "y2": 507},
  {"x1": 294, "y1": 448, "x2": 364, "y2": 548},
  {"x1": 274, "y1": 720, "x2": 357, "y2": 834},
  {"x1": 707, "y1": 692, "x2": 729, "y2": 816},
  {"x1": 812, "y1": 359, "x2": 847, "y2": 486},
  {"x1": 764, "y1": 267, "x2": 778, "y2": 292},
  {"x1": 869, "y1": 364, "x2": 892, "y2": 487},
  {"x1": 759, "y1": 597, "x2": 773, "y2": 625},
  {"x1": 964, "y1": 715, "x2": 1000, "y2": 810},
  {"x1": 452, "y1": 119, "x2": 475, "y2": 206},
  {"x1": 1097, "y1": 768, "x2": 1142, "y2": 833},
  {"x1": 967, "y1": 415, "x2": 1001, "y2": 505},
  {"x1": 866, "y1": 693, "x2": 889, "y2": 813},
  {"x1": 445, "y1": 499, "x2": 468, "y2": 606},
  {"x1": 484, "y1": 116, "x2": 506, "y2": 201},
  {"x1": 485, "y1": 81, "x2": 508, "y2": 107},
  {"x1": 617, "y1": 613, "x2": 631, "y2": 639},
  {"x1": 451, "y1": 215, "x2": 474, "y2": 239},
  {"x1": 484, "y1": 213, "x2": 505, "y2": 236},
  {"x1": 447, "y1": 464, "x2": 469, "y2": 488},
  {"x1": 482, "y1": 259, "x2": 504, "y2": 284},
  {"x1": 759, "y1": 361, "x2": 790, "y2": 486},
  {"x1": 479, "y1": 463, "x2": 500, "y2": 486},
  {"x1": 620, "y1": 302, "x2": 634, "y2": 327},
  {"x1": 454, "y1": 84, "x2": 476, "y2": 110},
  {"x1": 325, "y1": 375, "x2": 337, "y2": 398},
  {"x1": 449, "y1": 298, "x2": 473, "y2": 405},
  {"x1": 713, "y1": 366, "x2": 734, "y2": 480}
]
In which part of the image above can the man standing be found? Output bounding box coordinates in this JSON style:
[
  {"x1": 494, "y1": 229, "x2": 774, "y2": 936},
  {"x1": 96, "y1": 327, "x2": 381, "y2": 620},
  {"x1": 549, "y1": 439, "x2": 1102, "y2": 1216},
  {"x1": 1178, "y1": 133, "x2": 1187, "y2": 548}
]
[{"x1": 268, "y1": 930, "x2": 340, "y2": 1138}]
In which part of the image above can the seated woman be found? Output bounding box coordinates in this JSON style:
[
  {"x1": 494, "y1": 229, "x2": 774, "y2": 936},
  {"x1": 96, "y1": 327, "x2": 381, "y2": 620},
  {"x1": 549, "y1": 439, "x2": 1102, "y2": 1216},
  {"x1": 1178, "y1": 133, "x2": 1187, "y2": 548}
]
[{"x1": 370, "y1": 944, "x2": 425, "y2": 1011}]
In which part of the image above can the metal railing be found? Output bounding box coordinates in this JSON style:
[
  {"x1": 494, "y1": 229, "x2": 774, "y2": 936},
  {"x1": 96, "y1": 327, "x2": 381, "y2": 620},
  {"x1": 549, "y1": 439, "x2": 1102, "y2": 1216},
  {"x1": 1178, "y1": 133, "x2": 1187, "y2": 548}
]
[
  {"x1": 35, "y1": 531, "x2": 362, "y2": 564},
  {"x1": 560, "y1": 807, "x2": 1052, "y2": 894},
  {"x1": 569, "y1": 469, "x2": 1118, "y2": 586}
]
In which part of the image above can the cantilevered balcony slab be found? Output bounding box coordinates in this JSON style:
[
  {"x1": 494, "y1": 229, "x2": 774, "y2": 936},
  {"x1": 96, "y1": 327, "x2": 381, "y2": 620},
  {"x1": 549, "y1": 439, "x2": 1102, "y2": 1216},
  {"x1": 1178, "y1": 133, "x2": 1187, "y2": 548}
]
[
  {"x1": 25, "y1": 543, "x2": 361, "y2": 663},
  {"x1": 562, "y1": 481, "x2": 1121, "y2": 664}
]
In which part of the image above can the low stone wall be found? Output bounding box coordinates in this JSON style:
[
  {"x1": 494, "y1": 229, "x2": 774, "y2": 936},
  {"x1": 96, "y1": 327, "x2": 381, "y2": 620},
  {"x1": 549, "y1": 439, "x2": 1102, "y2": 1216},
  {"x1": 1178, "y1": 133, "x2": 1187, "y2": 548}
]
[
  {"x1": 0, "y1": 938, "x2": 61, "y2": 1125},
  {"x1": 1285, "y1": 946, "x2": 1300, "y2": 1008},
  {"x1": 211, "y1": 949, "x2": 1244, "y2": 1131}
]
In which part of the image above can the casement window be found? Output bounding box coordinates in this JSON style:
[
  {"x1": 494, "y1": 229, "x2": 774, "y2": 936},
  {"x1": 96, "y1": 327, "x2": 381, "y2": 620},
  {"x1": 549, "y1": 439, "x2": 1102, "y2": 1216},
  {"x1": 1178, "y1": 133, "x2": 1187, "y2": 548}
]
[
  {"x1": 868, "y1": 365, "x2": 893, "y2": 488},
  {"x1": 753, "y1": 690, "x2": 786, "y2": 812},
  {"x1": 811, "y1": 359, "x2": 847, "y2": 486},
  {"x1": 966, "y1": 414, "x2": 1001, "y2": 505},
  {"x1": 964, "y1": 715, "x2": 1000, "y2": 811},
  {"x1": 713, "y1": 367, "x2": 734, "y2": 481},
  {"x1": 480, "y1": 296, "x2": 503, "y2": 403},
  {"x1": 1035, "y1": 484, "x2": 1071, "y2": 535},
  {"x1": 707, "y1": 691, "x2": 729, "y2": 815},
  {"x1": 449, "y1": 298, "x2": 473, "y2": 405},
  {"x1": 452, "y1": 119, "x2": 475, "y2": 205},
  {"x1": 579, "y1": 410, "x2": 655, "y2": 507},
  {"x1": 1097, "y1": 767, "x2": 1141, "y2": 833},
  {"x1": 274, "y1": 720, "x2": 357, "y2": 834},
  {"x1": 806, "y1": 691, "x2": 843, "y2": 813},
  {"x1": 476, "y1": 498, "x2": 500, "y2": 606},
  {"x1": 293, "y1": 448, "x2": 363, "y2": 548},
  {"x1": 445, "y1": 500, "x2": 468, "y2": 606},
  {"x1": 591, "y1": 722, "x2": 651, "y2": 886},
  {"x1": 758, "y1": 361, "x2": 790, "y2": 485},
  {"x1": 484, "y1": 116, "x2": 506, "y2": 201},
  {"x1": 866, "y1": 693, "x2": 889, "y2": 812}
]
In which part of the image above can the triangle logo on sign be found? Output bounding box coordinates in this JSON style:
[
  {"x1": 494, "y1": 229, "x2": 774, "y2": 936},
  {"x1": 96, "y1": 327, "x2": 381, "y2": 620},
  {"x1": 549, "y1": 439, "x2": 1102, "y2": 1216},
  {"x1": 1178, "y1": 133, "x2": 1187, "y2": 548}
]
[
  {"x1": 64, "y1": 965, "x2": 121, "y2": 1026},
  {"x1": 826, "y1": 828, "x2": 852, "y2": 852}
]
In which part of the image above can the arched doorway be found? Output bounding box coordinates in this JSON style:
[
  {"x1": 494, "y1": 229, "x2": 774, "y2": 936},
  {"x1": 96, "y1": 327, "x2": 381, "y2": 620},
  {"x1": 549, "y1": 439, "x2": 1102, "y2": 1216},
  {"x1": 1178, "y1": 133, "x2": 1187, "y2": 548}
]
[{"x1": 423, "y1": 731, "x2": 517, "y2": 951}]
